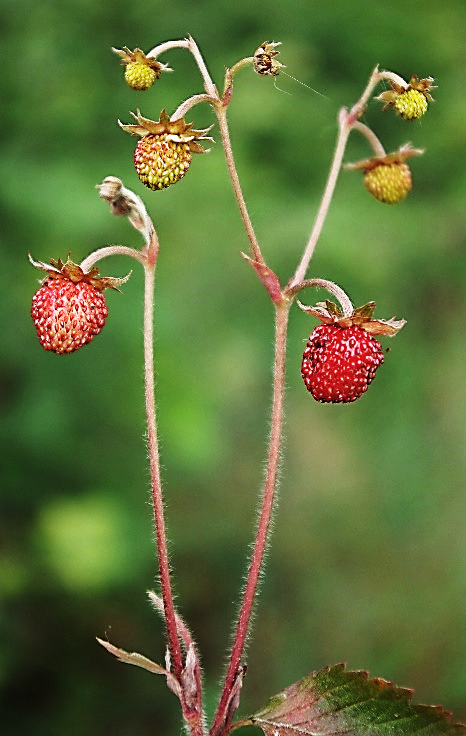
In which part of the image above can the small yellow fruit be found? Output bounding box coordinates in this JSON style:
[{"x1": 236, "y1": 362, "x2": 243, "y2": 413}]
[
  {"x1": 364, "y1": 162, "x2": 412, "y2": 204},
  {"x1": 124, "y1": 62, "x2": 157, "y2": 91},
  {"x1": 394, "y1": 89, "x2": 428, "y2": 120}
]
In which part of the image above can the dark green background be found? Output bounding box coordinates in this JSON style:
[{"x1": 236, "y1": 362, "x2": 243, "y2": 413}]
[{"x1": 1, "y1": 0, "x2": 465, "y2": 733}]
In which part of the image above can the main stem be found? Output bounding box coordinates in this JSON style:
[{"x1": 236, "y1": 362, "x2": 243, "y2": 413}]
[
  {"x1": 143, "y1": 261, "x2": 183, "y2": 680},
  {"x1": 210, "y1": 299, "x2": 291, "y2": 736}
]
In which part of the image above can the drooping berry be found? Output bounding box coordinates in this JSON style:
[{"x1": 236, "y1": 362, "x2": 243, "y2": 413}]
[
  {"x1": 119, "y1": 110, "x2": 213, "y2": 191},
  {"x1": 394, "y1": 88, "x2": 428, "y2": 121},
  {"x1": 29, "y1": 256, "x2": 131, "y2": 355},
  {"x1": 298, "y1": 298, "x2": 406, "y2": 404},
  {"x1": 364, "y1": 161, "x2": 412, "y2": 204},
  {"x1": 112, "y1": 47, "x2": 171, "y2": 91},
  {"x1": 301, "y1": 324, "x2": 385, "y2": 403},
  {"x1": 125, "y1": 63, "x2": 158, "y2": 91},
  {"x1": 345, "y1": 144, "x2": 424, "y2": 205},
  {"x1": 31, "y1": 278, "x2": 108, "y2": 354},
  {"x1": 375, "y1": 74, "x2": 436, "y2": 120}
]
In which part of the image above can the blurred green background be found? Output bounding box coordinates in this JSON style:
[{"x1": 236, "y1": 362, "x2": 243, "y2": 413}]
[{"x1": 1, "y1": 0, "x2": 465, "y2": 733}]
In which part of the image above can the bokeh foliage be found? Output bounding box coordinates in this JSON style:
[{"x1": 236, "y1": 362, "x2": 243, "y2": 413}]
[{"x1": 1, "y1": 0, "x2": 465, "y2": 733}]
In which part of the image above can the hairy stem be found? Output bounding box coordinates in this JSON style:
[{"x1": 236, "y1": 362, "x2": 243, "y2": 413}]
[
  {"x1": 228, "y1": 57, "x2": 254, "y2": 80},
  {"x1": 287, "y1": 111, "x2": 351, "y2": 290},
  {"x1": 287, "y1": 65, "x2": 388, "y2": 290},
  {"x1": 172, "y1": 94, "x2": 217, "y2": 120},
  {"x1": 187, "y1": 35, "x2": 218, "y2": 98},
  {"x1": 210, "y1": 299, "x2": 291, "y2": 736},
  {"x1": 143, "y1": 261, "x2": 184, "y2": 681},
  {"x1": 147, "y1": 38, "x2": 190, "y2": 59},
  {"x1": 288, "y1": 277, "x2": 354, "y2": 317},
  {"x1": 82, "y1": 222, "x2": 182, "y2": 680},
  {"x1": 215, "y1": 106, "x2": 265, "y2": 265},
  {"x1": 80, "y1": 245, "x2": 147, "y2": 272},
  {"x1": 352, "y1": 121, "x2": 386, "y2": 158}
]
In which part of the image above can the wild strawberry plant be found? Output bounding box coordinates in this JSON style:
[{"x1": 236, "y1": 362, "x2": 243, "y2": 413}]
[{"x1": 29, "y1": 37, "x2": 464, "y2": 736}]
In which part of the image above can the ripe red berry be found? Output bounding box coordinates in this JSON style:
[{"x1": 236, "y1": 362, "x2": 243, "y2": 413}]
[
  {"x1": 29, "y1": 255, "x2": 131, "y2": 355},
  {"x1": 31, "y1": 278, "x2": 108, "y2": 354},
  {"x1": 301, "y1": 324, "x2": 385, "y2": 403}
]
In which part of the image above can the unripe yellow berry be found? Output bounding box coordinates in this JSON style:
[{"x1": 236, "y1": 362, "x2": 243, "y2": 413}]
[
  {"x1": 124, "y1": 62, "x2": 157, "y2": 90},
  {"x1": 364, "y1": 162, "x2": 412, "y2": 204},
  {"x1": 394, "y1": 89, "x2": 428, "y2": 120}
]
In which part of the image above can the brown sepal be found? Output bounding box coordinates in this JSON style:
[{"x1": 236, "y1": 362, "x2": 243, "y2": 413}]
[
  {"x1": 345, "y1": 143, "x2": 424, "y2": 172},
  {"x1": 298, "y1": 298, "x2": 406, "y2": 336},
  {"x1": 29, "y1": 254, "x2": 131, "y2": 293},
  {"x1": 112, "y1": 46, "x2": 172, "y2": 76},
  {"x1": 375, "y1": 74, "x2": 436, "y2": 109},
  {"x1": 119, "y1": 109, "x2": 214, "y2": 153},
  {"x1": 253, "y1": 41, "x2": 285, "y2": 77}
]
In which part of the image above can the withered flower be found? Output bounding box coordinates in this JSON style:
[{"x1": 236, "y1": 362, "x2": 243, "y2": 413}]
[{"x1": 253, "y1": 41, "x2": 285, "y2": 77}]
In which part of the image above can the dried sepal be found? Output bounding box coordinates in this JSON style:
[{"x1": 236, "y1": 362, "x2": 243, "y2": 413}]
[
  {"x1": 29, "y1": 254, "x2": 131, "y2": 292},
  {"x1": 345, "y1": 143, "x2": 424, "y2": 172},
  {"x1": 113, "y1": 46, "x2": 172, "y2": 73},
  {"x1": 298, "y1": 298, "x2": 406, "y2": 337},
  {"x1": 119, "y1": 109, "x2": 213, "y2": 153},
  {"x1": 253, "y1": 41, "x2": 285, "y2": 77}
]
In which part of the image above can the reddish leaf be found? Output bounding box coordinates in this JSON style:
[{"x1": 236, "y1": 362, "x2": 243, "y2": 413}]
[{"x1": 245, "y1": 663, "x2": 465, "y2": 735}]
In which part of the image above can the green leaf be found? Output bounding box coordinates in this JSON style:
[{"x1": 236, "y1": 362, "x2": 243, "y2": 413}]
[{"x1": 246, "y1": 663, "x2": 465, "y2": 735}]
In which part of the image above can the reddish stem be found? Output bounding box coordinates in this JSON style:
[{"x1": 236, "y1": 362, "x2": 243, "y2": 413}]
[
  {"x1": 143, "y1": 260, "x2": 184, "y2": 680},
  {"x1": 287, "y1": 65, "x2": 386, "y2": 290},
  {"x1": 214, "y1": 107, "x2": 265, "y2": 265},
  {"x1": 210, "y1": 300, "x2": 291, "y2": 736},
  {"x1": 92, "y1": 182, "x2": 185, "y2": 688}
]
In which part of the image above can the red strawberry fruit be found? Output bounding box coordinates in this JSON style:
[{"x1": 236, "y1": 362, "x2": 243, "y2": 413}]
[
  {"x1": 301, "y1": 324, "x2": 384, "y2": 403},
  {"x1": 30, "y1": 256, "x2": 130, "y2": 354},
  {"x1": 298, "y1": 298, "x2": 406, "y2": 404}
]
